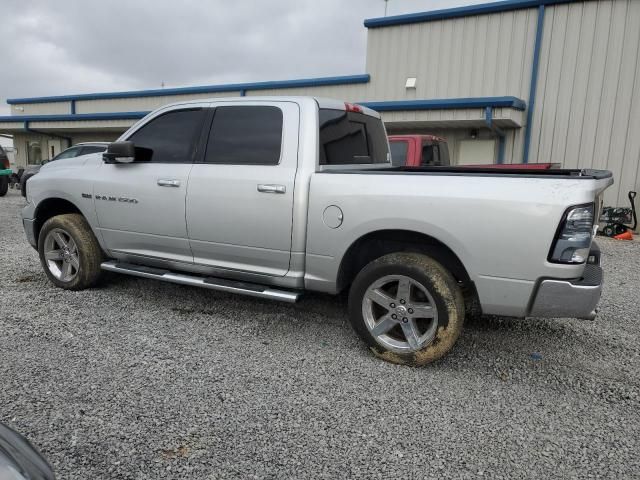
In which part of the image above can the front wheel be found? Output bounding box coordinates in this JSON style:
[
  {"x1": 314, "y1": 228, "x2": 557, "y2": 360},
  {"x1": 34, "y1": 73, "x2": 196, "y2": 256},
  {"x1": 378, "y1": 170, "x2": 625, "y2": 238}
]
[
  {"x1": 348, "y1": 252, "x2": 465, "y2": 366},
  {"x1": 0, "y1": 176, "x2": 8, "y2": 196},
  {"x1": 38, "y1": 213, "x2": 103, "y2": 290}
]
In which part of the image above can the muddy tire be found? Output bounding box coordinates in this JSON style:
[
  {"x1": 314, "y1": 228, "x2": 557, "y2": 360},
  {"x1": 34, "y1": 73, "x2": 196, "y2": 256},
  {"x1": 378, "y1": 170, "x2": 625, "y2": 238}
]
[
  {"x1": 0, "y1": 176, "x2": 8, "y2": 196},
  {"x1": 38, "y1": 213, "x2": 103, "y2": 290},
  {"x1": 348, "y1": 252, "x2": 465, "y2": 366}
]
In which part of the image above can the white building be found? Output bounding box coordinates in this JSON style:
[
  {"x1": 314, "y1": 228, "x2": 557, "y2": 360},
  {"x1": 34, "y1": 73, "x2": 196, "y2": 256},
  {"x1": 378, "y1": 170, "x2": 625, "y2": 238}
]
[{"x1": 1, "y1": 0, "x2": 638, "y2": 206}]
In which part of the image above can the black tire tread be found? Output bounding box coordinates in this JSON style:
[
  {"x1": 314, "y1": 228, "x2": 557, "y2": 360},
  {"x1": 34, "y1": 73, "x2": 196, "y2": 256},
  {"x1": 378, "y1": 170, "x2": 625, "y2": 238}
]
[
  {"x1": 38, "y1": 213, "x2": 103, "y2": 290},
  {"x1": 0, "y1": 176, "x2": 8, "y2": 196}
]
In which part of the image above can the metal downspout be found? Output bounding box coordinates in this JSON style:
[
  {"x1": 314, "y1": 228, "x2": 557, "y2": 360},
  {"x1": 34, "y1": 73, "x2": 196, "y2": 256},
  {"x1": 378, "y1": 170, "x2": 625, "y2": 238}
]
[
  {"x1": 522, "y1": 5, "x2": 545, "y2": 163},
  {"x1": 485, "y1": 107, "x2": 506, "y2": 164}
]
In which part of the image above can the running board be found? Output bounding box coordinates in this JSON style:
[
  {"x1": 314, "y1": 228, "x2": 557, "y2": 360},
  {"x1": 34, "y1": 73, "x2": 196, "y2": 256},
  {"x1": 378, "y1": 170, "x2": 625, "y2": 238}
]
[{"x1": 100, "y1": 261, "x2": 300, "y2": 303}]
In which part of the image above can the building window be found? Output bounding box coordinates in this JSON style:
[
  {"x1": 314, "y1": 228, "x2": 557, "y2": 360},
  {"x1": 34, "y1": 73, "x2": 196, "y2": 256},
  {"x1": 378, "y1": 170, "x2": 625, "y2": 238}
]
[{"x1": 27, "y1": 141, "x2": 42, "y2": 165}]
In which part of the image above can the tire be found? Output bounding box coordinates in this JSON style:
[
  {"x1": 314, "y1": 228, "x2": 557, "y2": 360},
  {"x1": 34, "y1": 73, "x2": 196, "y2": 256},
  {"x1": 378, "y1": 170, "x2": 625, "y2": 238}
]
[
  {"x1": 614, "y1": 223, "x2": 628, "y2": 235},
  {"x1": 20, "y1": 174, "x2": 32, "y2": 198},
  {"x1": 38, "y1": 213, "x2": 103, "y2": 290},
  {"x1": 0, "y1": 176, "x2": 8, "y2": 196},
  {"x1": 348, "y1": 252, "x2": 465, "y2": 366}
]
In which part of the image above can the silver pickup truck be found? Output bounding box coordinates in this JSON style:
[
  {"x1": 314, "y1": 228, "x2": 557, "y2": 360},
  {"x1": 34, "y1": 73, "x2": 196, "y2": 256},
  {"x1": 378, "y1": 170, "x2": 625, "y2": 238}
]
[{"x1": 21, "y1": 96, "x2": 613, "y2": 365}]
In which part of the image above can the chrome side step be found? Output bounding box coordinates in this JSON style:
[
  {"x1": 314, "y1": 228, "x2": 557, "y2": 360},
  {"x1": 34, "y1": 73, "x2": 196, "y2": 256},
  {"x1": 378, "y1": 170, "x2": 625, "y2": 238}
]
[{"x1": 100, "y1": 261, "x2": 301, "y2": 303}]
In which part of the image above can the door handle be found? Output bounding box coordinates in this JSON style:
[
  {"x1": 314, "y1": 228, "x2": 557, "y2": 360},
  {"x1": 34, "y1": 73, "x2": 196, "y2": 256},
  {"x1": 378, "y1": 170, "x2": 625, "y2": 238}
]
[
  {"x1": 157, "y1": 179, "x2": 181, "y2": 187},
  {"x1": 257, "y1": 184, "x2": 286, "y2": 194}
]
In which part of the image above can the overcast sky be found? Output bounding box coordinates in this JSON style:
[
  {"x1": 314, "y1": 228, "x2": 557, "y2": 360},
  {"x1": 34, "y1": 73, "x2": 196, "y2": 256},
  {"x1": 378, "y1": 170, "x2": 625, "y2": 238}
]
[{"x1": 0, "y1": 0, "x2": 486, "y2": 146}]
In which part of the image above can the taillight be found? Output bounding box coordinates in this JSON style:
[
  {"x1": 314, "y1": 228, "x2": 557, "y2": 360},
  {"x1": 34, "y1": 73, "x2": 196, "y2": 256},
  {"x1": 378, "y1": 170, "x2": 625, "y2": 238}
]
[
  {"x1": 1, "y1": 158, "x2": 9, "y2": 169},
  {"x1": 344, "y1": 102, "x2": 363, "y2": 113},
  {"x1": 549, "y1": 203, "x2": 595, "y2": 264}
]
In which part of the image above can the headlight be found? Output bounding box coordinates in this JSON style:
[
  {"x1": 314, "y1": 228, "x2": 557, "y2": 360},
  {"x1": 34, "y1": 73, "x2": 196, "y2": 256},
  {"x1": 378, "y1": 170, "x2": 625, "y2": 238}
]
[{"x1": 549, "y1": 203, "x2": 595, "y2": 264}]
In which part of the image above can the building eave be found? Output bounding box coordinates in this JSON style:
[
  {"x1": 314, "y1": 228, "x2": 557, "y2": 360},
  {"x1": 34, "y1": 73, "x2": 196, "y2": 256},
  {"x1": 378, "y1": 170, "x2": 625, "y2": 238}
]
[
  {"x1": 364, "y1": 0, "x2": 581, "y2": 28},
  {"x1": 6, "y1": 74, "x2": 371, "y2": 105},
  {"x1": 0, "y1": 112, "x2": 150, "y2": 122},
  {"x1": 361, "y1": 97, "x2": 526, "y2": 112}
]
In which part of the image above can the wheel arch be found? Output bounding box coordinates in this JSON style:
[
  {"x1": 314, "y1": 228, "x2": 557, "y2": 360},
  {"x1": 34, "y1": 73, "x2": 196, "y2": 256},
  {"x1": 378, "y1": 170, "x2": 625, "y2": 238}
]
[
  {"x1": 336, "y1": 229, "x2": 479, "y2": 314},
  {"x1": 33, "y1": 197, "x2": 83, "y2": 245}
]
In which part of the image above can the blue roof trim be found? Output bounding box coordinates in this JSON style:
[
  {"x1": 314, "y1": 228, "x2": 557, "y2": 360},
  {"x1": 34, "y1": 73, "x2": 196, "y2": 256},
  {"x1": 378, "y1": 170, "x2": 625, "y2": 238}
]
[
  {"x1": 364, "y1": 0, "x2": 579, "y2": 28},
  {"x1": 0, "y1": 112, "x2": 150, "y2": 122},
  {"x1": 361, "y1": 97, "x2": 526, "y2": 111},
  {"x1": 6, "y1": 74, "x2": 371, "y2": 105},
  {"x1": 0, "y1": 97, "x2": 526, "y2": 123}
]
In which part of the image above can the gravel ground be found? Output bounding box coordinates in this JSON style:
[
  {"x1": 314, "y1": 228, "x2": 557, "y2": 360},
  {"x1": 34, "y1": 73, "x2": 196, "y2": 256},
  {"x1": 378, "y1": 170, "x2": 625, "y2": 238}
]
[{"x1": 1, "y1": 188, "x2": 639, "y2": 479}]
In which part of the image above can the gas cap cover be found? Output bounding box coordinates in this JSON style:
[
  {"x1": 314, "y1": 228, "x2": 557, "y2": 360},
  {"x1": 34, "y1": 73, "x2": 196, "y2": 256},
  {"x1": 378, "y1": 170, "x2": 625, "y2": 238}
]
[{"x1": 323, "y1": 205, "x2": 344, "y2": 229}]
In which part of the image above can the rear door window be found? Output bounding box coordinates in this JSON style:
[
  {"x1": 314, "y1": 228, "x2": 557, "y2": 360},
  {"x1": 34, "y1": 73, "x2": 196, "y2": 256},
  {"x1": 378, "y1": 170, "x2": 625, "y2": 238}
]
[
  {"x1": 204, "y1": 106, "x2": 283, "y2": 165},
  {"x1": 389, "y1": 141, "x2": 409, "y2": 166},
  {"x1": 319, "y1": 109, "x2": 388, "y2": 165}
]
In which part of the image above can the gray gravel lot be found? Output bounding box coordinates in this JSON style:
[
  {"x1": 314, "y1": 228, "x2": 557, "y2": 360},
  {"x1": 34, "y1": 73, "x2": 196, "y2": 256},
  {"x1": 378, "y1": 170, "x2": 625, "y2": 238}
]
[{"x1": 1, "y1": 188, "x2": 639, "y2": 479}]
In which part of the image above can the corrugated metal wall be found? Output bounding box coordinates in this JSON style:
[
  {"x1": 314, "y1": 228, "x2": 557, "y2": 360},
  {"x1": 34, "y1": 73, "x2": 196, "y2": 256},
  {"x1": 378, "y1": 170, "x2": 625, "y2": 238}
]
[
  {"x1": 10, "y1": 102, "x2": 69, "y2": 115},
  {"x1": 364, "y1": 8, "x2": 538, "y2": 101},
  {"x1": 530, "y1": 0, "x2": 640, "y2": 206},
  {"x1": 363, "y1": 8, "x2": 536, "y2": 167}
]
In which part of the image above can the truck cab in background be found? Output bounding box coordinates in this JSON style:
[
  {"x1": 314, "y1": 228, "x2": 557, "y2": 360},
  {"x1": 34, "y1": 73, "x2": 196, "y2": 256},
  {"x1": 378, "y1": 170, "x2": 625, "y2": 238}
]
[
  {"x1": 389, "y1": 134, "x2": 450, "y2": 167},
  {"x1": 389, "y1": 134, "x2": 559, "y2": 169}
]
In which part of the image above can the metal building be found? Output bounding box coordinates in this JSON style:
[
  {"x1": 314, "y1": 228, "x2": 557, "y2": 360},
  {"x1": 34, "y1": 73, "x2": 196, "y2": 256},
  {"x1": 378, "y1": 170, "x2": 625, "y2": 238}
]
[{"x1": 1, "y1": 0, "x2": 638, "y2": 206}]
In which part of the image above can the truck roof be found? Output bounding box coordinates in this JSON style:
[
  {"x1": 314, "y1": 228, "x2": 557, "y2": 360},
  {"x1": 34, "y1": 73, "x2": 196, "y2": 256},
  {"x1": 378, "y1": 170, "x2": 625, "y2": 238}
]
[{"x1": 147, "y1": 96, "x2": 382, "y2": 119}]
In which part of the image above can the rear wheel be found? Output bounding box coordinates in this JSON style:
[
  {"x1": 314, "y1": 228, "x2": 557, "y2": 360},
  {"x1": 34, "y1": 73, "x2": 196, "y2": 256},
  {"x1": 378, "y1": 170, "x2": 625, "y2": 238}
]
[
  {"x1": 38, "y1": 214, "x2": 103, "y2": 290},
  {"x1": 0, "y1": 176, "x2": 8, "y2": 196},
  {"x1": 348, "y1": 252, "x2": 465, "y2": 366}
]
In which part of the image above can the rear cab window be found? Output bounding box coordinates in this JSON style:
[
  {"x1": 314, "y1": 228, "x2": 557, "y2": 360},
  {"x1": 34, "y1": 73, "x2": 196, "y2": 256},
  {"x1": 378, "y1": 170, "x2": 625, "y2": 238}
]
[
  {"x1": 319, "y1": 108, "x2": 388, "y2": 166},
  {"x1": 421, "y1": 139, "x2": 450, "y2": 167},
  {"x1": 390, "y1": 140, "x2": 409, "y2": 166}
]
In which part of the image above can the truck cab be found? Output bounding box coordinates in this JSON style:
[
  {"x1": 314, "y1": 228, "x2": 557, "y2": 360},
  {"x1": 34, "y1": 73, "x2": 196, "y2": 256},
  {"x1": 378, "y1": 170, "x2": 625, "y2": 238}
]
[{"x1": 389, "y1": 134, "x2": 450, "y2": 167}]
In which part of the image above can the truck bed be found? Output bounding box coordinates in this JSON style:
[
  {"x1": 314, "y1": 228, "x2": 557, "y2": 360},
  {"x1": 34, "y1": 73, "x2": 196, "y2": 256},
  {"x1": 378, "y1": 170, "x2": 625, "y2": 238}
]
[{"x1": 323, "y1": 166, "x2": 613, "y2": 180}]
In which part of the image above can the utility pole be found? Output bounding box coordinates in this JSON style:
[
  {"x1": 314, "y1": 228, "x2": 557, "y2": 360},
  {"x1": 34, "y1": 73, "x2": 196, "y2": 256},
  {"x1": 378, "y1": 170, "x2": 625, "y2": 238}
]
[{"x1": 384, "y1": 0, "x2": 389, "y2": 16}]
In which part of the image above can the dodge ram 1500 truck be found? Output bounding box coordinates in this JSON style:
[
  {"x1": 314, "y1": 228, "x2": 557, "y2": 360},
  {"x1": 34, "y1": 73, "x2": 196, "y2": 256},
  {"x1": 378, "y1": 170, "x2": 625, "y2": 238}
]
[{"x1": 21, "y1": 97, "x2": 613, "y2": 366}]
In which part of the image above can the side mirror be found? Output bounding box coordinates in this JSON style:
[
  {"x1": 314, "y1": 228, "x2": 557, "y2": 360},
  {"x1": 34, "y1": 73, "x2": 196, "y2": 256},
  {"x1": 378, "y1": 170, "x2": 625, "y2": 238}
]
[{"x1": 103, "y1": 141, "x2": 136, "y2": 164}]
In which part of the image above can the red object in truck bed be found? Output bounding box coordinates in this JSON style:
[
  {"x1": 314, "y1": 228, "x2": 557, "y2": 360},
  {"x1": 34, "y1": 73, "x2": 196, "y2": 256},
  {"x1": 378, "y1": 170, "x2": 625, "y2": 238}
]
[
  {"x1": 463, "y1": 163, "x2": 559, "y2": 169},
  {"x1": 388, "y1": 135, "x2": 559, "y2": 169}
]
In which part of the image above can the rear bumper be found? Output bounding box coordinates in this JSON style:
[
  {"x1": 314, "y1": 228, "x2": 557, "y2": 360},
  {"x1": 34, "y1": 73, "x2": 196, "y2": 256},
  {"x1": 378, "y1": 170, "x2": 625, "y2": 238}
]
[{"x1": 528, "y1": 244, "x2": 603, "y2": 320}]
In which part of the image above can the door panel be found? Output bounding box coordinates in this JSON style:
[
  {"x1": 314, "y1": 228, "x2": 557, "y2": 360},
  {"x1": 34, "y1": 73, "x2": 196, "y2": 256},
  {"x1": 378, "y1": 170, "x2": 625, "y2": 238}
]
[
  {"x1": 186, "y1": 102, "x2": 299, "y2": 277},
  {"x1": 94, "y1": 163, "x2": 193, "y2": 262},
  {"x1": 93, "y1": 107, "x2": 207, "y2": 263}
]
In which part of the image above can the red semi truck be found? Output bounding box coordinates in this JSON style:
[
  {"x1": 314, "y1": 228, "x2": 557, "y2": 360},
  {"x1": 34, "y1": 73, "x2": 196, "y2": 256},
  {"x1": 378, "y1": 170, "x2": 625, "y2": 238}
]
[{"x1": 388, "y1": 135, "x2": 558, "y2": 169}]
